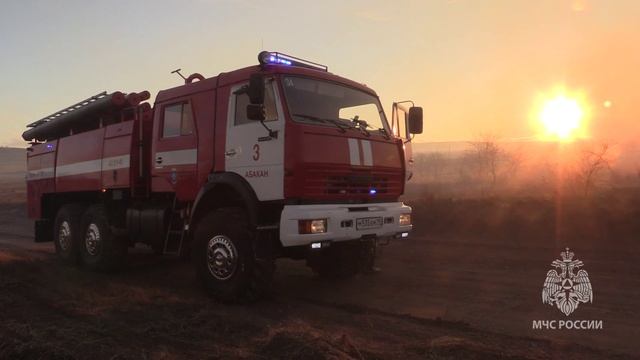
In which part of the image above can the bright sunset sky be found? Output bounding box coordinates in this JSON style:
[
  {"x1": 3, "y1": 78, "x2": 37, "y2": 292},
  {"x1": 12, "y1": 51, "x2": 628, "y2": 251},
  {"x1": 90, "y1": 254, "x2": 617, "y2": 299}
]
[{"x1": 1, "y1": 0, "x2": 639, "y2": 146}]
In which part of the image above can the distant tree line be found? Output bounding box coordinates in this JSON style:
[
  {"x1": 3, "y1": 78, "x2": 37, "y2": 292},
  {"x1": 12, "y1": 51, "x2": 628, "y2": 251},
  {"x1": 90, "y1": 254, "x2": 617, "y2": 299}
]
[{"x1": 410, "y1": 136, "x2": 623, "y2": 198}]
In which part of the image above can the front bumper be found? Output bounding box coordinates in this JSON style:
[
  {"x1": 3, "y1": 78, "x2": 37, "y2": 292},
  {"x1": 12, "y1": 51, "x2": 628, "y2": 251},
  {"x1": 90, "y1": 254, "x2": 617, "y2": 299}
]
[{"x1": 279, "y1": 202, "x2": 412, "y2": 247}]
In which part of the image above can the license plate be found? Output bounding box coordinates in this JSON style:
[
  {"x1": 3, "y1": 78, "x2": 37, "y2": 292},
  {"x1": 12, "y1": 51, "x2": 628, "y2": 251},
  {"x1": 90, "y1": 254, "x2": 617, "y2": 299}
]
[{"x1": 356, "y1": 217, "x2": 383, "y2": 230}]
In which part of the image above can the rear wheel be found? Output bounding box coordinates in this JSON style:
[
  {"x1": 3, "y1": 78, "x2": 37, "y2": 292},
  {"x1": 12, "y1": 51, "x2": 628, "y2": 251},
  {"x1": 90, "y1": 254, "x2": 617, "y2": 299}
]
[
  {"x1": 80, "y1": 205, "x2": 127, "y2": 271},
  {"x1": 193, "y1": 207, "x2": 274, "y2": 303},
  {"x1": 53, "y1": 204, "x2": 84, "y2": 264}
]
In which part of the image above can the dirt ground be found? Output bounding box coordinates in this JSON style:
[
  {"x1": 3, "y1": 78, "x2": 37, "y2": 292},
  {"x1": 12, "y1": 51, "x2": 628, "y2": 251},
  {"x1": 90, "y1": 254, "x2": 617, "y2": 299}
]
[{"x1": 0, "y1": 177, "x2": 638, "y2": 359}]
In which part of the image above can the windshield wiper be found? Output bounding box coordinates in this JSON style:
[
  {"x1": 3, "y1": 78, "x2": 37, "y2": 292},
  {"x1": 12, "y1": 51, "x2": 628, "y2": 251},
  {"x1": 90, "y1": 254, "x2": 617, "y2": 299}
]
[
  {"x1": 350, "y1": 116, "x2": 371, "y2": 137},
  {"x1": 377, "y1": 127, "x2": 391, "y2": 140},
  {"x1": 292, "y1": 113, "x2": 353, "y2": 133}
]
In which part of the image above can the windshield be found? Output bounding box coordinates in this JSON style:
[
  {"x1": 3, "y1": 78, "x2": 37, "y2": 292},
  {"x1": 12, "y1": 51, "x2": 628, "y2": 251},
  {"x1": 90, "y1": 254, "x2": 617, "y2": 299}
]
[{"x1": 282, "y1": 76, "x2": 389, "y2": 134}]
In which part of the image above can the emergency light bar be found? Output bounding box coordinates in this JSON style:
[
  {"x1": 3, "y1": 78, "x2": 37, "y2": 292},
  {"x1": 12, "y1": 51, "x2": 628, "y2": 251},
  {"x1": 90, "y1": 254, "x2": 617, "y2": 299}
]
[{"x1": 258, "y1": 51, "x2": 328, "y2": 72}]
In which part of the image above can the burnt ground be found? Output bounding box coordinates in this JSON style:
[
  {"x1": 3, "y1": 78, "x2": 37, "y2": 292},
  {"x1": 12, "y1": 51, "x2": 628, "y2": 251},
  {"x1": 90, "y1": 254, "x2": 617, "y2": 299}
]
[{"x1": 0, "y1": 179, "x2": 639, "y2": 359}]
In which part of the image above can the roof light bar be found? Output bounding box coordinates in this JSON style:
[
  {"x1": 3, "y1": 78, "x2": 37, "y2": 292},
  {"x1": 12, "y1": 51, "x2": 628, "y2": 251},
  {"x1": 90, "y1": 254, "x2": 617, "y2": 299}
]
[{"x1": 258, "y1": 51, "x2": 328, "y2": 72}]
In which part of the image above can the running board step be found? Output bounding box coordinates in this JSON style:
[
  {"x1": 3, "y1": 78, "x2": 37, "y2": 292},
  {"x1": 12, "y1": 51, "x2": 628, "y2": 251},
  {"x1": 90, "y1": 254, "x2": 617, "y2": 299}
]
[{"x1": 163, "y1": 197, "x2": 186, "y2": 256}]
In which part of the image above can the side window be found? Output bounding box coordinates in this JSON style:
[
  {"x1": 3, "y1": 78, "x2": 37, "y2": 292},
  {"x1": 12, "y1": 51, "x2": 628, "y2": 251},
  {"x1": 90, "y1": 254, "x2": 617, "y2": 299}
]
[
  {"x1": 234, "y1": 81, "x2": 278, "y2": 126},
  {"x1": 181, "y1": 103, "x2": 194, "y2": 135},
  {"x1": 163, "y1": 103, "x2": 194, "y2": 138}
]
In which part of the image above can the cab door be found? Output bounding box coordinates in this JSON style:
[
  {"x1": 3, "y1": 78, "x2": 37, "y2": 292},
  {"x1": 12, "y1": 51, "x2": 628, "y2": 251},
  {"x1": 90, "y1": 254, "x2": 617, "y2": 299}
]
[
  {"x1": 224, "y1": 79, "x2": 285, "y2": 201},
  {"x1": 151, "y1": 100, "x2": 198, "y2": 198}
]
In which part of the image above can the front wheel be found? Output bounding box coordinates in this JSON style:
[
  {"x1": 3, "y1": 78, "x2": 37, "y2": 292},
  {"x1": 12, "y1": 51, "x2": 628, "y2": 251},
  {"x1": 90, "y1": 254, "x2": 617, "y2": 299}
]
[{"x1": 193, "y1": 207, "x2": 274, "y2": 303}]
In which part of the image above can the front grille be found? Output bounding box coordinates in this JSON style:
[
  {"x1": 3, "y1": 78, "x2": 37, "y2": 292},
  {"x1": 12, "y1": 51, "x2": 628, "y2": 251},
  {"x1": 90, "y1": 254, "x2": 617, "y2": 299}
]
[
  {"x1": 327, "y1": 174, "x2": 389, "y2": 195},
  {"x1": 302, "y1": 168, "x2": 403, "y2": 198}
]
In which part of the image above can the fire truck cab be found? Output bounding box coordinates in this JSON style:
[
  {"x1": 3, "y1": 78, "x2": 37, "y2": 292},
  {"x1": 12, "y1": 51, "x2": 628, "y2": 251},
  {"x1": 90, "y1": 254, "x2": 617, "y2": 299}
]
[{"x1": 24, "y1": 52, "x2": 423, "y2": 302}]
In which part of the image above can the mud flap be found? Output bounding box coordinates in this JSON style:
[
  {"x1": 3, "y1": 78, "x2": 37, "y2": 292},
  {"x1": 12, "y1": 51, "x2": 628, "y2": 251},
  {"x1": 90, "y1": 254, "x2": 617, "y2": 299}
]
[{"x1": 34, "y1": 219, "x2": 53, "y2": 243}]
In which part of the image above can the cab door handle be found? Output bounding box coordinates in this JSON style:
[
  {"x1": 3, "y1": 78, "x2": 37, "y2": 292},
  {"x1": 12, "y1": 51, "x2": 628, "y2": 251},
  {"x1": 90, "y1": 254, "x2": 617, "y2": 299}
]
[
  {"x1": 225, "y1": 149, "x2": 237, "y2": 157},
  {"x1": 155, "y1": 156, "x2": 163, "y2": 164}
]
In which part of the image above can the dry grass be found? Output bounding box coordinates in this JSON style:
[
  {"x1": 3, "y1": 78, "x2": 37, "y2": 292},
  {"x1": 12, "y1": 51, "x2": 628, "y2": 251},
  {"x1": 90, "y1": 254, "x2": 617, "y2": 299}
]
[
  {"x1": 406, "y1": 185, "x2": 640, "y2": 249},
  {"x1": 1, "y1": 251, "x2": 633, "y2": 359}
]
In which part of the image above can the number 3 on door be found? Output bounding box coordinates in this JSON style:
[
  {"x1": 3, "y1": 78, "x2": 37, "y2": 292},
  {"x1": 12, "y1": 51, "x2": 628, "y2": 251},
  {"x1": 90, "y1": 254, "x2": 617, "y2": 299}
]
[{"x1": 252, "y1": 144, "x2": 260, "y2": 161}]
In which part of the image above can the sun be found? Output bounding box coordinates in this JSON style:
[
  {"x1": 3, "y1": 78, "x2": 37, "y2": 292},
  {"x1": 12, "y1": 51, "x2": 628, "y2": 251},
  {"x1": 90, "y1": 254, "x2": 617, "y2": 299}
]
[{"x1": 538, "y1": 95, "x2": 584, "y2": 140}]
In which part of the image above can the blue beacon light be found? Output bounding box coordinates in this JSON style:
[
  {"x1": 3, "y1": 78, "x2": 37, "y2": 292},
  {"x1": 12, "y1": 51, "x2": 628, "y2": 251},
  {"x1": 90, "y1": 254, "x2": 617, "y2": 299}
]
[
  {"x1": 257, "y1": 51, "x2": 329, "y2": 71},
  {"x1": 266, "y1": 54, "x2": 292, "y2": 66},
  {"x1": 369, "y1": 189, "x2": 377, "y2": 195}
]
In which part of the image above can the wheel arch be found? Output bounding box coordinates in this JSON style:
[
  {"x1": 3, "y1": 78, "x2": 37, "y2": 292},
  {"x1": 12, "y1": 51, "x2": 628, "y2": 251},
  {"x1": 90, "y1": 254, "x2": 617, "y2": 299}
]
[
  {"x1": 42, "y1": 192, "x2": 100, "y2": 220},
  {"x1": 190, "y1": 172, "x2": 260, "y2": 229}
]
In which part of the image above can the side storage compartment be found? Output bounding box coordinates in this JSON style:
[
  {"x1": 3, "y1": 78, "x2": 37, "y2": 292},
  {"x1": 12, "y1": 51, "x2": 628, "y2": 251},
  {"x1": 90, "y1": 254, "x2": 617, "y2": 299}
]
[
  {"x1": 56, "y1": 128, "x2": 105, "y2": 192},
  {"x1": 102, "y1": 121, "x2": 135, "y2": 189}
]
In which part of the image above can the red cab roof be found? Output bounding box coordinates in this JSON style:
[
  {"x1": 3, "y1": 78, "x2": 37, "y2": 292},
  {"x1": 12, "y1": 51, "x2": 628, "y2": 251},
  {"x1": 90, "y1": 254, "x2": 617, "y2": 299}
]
[{"x1": 155, "y1": 64, "x2": 377, "y2": 104}]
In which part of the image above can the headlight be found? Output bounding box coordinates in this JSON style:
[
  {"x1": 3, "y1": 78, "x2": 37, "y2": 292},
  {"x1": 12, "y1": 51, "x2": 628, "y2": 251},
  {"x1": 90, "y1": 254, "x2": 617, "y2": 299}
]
[
  {"x1": 298, "y1": 219, "x2": 327, "y2": 234},
  {"x1": 399, "y1": 213, "x2": 412, "y2": 226}
]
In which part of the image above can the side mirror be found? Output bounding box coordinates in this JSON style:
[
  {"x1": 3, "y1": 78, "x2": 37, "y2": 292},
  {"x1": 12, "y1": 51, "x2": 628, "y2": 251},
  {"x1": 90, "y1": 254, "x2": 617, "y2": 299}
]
[
  {"x1": 248, "y1": 73, "x2": 265, "y2": 104},
  {"x1": 246, "y1": 104, "x2": 266, "y2": 121},
  {"x1": 408, "y1": 107, "x2": 423, "y2": 134}
]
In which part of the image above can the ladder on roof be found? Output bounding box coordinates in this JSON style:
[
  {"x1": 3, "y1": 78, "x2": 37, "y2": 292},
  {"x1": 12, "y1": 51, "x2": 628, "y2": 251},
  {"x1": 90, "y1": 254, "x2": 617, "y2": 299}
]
[{"x1": 27, "y1": 91, "x2": 108, "y2": 128}]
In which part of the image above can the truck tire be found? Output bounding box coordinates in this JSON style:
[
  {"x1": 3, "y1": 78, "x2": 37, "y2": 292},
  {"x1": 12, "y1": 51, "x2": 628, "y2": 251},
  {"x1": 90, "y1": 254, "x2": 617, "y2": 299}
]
[
  {"x1": 80, "y1": 205, "x2": 127, "y2": 271},
  {"x1": 308, "y1": 240, "x2": 376, "y2": 279},
  {"x1": 193, "y1": 207, "x2": 274, "y2": 303},
  {"x1": 53, "y1": 204, "x2": 84, "y2": 264}
]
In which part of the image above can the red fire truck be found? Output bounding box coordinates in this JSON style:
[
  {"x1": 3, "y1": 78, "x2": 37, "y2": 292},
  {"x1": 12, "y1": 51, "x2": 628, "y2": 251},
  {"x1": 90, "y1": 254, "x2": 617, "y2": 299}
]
[{"x1": 23, "y1": 52, "x2": 423, "y2": 301}]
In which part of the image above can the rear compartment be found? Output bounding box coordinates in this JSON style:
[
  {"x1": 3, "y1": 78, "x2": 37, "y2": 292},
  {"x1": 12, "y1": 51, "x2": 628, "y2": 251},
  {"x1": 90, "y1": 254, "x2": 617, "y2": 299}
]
[{"x1": 25, "y1": 93, "x2": 152, "y2": 219}]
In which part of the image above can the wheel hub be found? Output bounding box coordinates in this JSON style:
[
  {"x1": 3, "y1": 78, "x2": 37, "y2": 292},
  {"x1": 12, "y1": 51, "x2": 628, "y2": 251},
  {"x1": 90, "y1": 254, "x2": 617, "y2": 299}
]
[
  {"x1": 206, "y1": 235, "x2": 237, "y2": 280},
  {"x1": 85, "y1": 223, "x2": 101, "y2": 256},
  {"x1": 58, "y1": 221, "x2": 72, "y2": 251}
]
